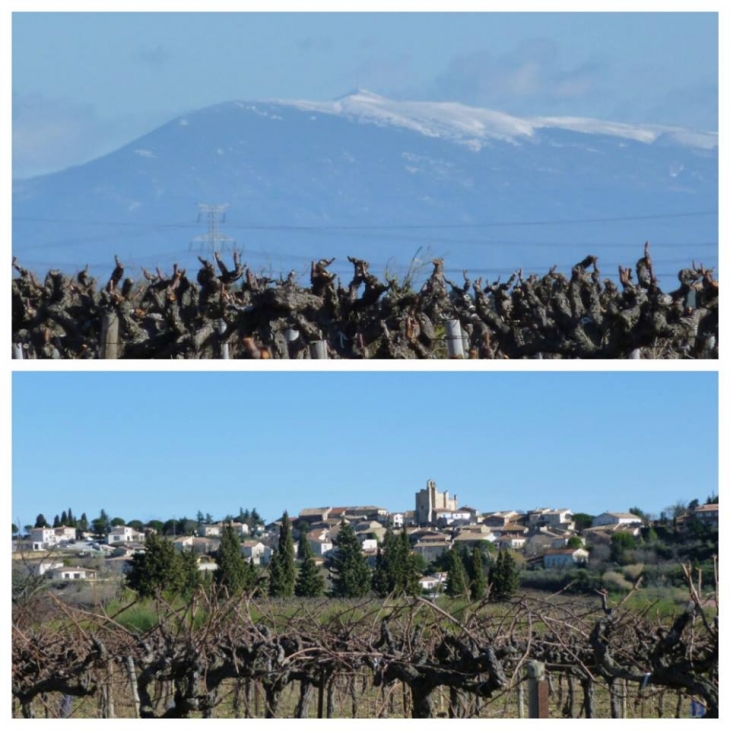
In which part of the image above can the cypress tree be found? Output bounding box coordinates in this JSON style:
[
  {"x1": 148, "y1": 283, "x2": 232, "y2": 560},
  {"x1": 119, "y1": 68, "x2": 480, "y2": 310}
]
[
  {"x1": 445, "y1": 547, "x2": 468, "y2": 597},
  {"x1": 60, "y1": 510, "x2": 68, "y2": 526},
  {"x1": 372, "y1": 529, "x2": 421, "y2": 597},
  {"x1": 489, "y1": 549, "x2": 520, "y2": 602},
  {"x1": 269, "y1": 512, "x2": 296, "y2": 598},
  {"x1": 329, "y1": 522, "x2": 371, "y2": 598},
  {"x1": 398, "y1": 529, "x2": 421, "y2": 596},
  {"x1": 34, "y1": 514, "x2": 48, "y2": 528},
  {"x1": 469, "y1": 546, "x2": 486, "y2": 600},
  {"x1": 295, "y1": 531, "x2": 325, "y2": 597},
  {"x1": 127, "y1": 532, "x2": 183, "y2": 598},
  {"x1": 178, "y1": 549, "x2": 202, "y2": 596},
  {"x1": 215, "y1": 523, "x2": 253, "y2": 595},
  {"x1": 372, "y1": 529, "x2": 398, "y2": 597}
]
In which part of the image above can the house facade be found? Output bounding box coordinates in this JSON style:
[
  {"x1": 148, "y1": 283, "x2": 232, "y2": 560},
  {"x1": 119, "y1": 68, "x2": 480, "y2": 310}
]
[
  {"x1": 543, "y1": 548, "x2": 589, "y2": 569},
  {"x1": 592, "y1": 512, "x2": 643, "y2": 528},
  {"x1": 47, "y1": 566, "x2": 98, "y2": 581},
  {"x1": 107, "y1": 526, "x2": 146, "y2": 545},
  {"x1": 29, "y1": 526, "x2": 77, "y2": 551},
  {"x1": 241, "y1": 541, "x2": 272, "y2": 566}
]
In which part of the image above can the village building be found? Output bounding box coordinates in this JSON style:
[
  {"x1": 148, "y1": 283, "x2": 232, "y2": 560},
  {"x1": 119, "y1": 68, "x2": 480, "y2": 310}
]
[
  {"x1": 415, "y1": 479, "x2": 458, "y2": 525},
  {"x1": 527, "y1": 508, "x2": 575, "y2": 532},
  {"x1": 388, "y1": 512, "x2": 405, "y2": 529},
  {"x1": 482, "y1": 511, "x2": 521, "y2": 529},
  {"x1": 419, "y1": 572, "x2": 447, "y2": 594},
  {"x1": 107, "y1": 526, "x2": 146, "y2": 545},
  {"x1": 524, "y1": 531, "x2": 576, "y2": 556},
  {"x1": 29, "y1": 526, "x2": 77, "y2": 552},
  {"x1": 413, "y1": 534, "x2": 451, "y2": 562},
  {"x1": 241, "y1": 541, "x2": 272, "y2": 566},
  {"x1": 434, "y1": 508, "x2": 475, "y2": 527},
  {"x1": 543, "y1": 548, "x2": 589, "y2": 569},
  {"x1": 495, "y1": 534, "x2": 528, "y2": 550},
  {"x1": 46, "y1": 566, "x2": 98, "y2": 582},
  {"x1": 452, "y1": 528, "x2": 495, "y2": 550},
  {"x1": 692, "y1": 503, "x2": 719, "y2": 528},
  {"x1": 298, "y1": 508, "x2": 332, "y2": 525},
  {"x1": 591, "y1": 512, "x2": 643, "y2": 528}
]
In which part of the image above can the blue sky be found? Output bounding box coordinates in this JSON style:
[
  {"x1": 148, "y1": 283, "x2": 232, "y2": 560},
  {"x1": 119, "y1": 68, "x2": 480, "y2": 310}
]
[
  {"x1": 11, "y1": 10, "x2": 718, "y2": 178},
  {"x1": 12, "y1": 371, "x2": 718, "y2": 529}
]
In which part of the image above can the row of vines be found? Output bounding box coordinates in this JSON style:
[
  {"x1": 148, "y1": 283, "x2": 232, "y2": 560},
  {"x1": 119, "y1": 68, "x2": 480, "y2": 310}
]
[
  {"x1": 13, "y1": 566, "x2": 717, "y2": 718},
  {"x1": 12, "y1": 243, "x2": 718, "y2": 358}
]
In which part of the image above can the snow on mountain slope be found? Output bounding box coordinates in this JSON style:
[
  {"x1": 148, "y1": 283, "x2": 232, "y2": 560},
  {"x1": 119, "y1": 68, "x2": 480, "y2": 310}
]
[{"x1": 268, "y1": 89, "x2": 717, "y2": 150}]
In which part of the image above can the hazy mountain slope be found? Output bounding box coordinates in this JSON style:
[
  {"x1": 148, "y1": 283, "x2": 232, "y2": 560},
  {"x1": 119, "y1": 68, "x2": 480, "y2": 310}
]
[{"x1": 13, "y1": 91, "x2": 717, "y2": 282}]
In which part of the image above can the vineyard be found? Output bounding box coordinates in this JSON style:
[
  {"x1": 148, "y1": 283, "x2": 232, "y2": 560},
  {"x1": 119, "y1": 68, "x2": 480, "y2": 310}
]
[
  {"x1": 12, "y1": 243, "x2": 718, "y2": 359},
  {"x1": 12, "y1": 566, "x2": 717, "y2": 719}
]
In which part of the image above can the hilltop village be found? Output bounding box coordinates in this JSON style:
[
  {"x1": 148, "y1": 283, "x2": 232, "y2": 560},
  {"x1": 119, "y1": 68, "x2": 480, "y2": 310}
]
[{"x1": 14, "y1": 479, "x2": 718, "y2": 597}]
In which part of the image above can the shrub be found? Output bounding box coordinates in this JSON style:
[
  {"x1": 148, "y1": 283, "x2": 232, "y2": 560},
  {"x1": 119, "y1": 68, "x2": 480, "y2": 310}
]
[{"x1": 602, "y1": 570, "x2": 633, "y2": 592}]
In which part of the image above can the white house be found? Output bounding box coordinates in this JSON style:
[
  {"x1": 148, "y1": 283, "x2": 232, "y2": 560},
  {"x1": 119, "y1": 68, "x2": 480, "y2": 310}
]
[
  {"x1": 307, "y1": 538, "x2": 334, "y2": 557},
  {"x1": 29, "y1": 526, "x2": 77, "y2": 551},
  {"x1": 29, "y1": 559, "x2": 64, "y2": 576},
  {"x1": 172, "y1": 535, "x2": 195, "y2": 552},
  {"x1": 388, "y1": 513, "x2": 405, "y2": 529},
  {"x1": 47, "y1": 566, "x2": 98, "y2": 581},
  {"x1": 107, "y1": 526, "x2": 146, "y2": 545},
  {"x1": 419, "y1": 573, "x2": 447, "y2": 593},
  {"x1": 241, "y1": 541, "x2": 272, "y2": 566},
  {"x1": 543, "y1": 548, "x2": 589, "y2": 569},
  {"x1": 434, "y1": 509, "x2": 474, "y2": 527},
  {"x1": 591, "y1": 512, "x2": 643, "y2": 528},
  {"x1": 198, "y1": 524, "x2": 222, "y2": 538},
  {"x1": 197, "y1": 558, "x2": 218, "y2": 576}
]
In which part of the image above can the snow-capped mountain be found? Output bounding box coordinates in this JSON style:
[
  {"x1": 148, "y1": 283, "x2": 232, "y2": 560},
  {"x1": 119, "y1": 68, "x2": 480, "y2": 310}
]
[{"x1": 12, "y1": 90, "x2": 717, "y2": 282}]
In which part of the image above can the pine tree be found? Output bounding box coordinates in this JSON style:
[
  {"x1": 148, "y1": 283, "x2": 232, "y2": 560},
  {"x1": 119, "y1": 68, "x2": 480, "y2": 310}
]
[
  {"x1": 329, "y1": 522, "x2": 371, "y2": 598},
  {"x1": 445, "y1": 548, "x2": 468, "y2": 597},
  {"x1": 269, "y1": 512, "x2": 296, "y2": 598},
  {"x1": 295, "y1": 531, "x2": 325, "y2": 597},
  {"x1": 126, "y1": 532, "x2": 183, "y2": 598},
  {"x1": 214, "y1": 523, "x2": 254, "y2": 595},
  {"x1": 488, "y1": 549, "x2": 520, "y2": 602}
]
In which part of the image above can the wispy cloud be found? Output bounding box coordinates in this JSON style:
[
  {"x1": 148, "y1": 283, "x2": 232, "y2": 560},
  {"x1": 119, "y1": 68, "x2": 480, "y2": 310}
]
[
  {"x1": 426, "y1": 38, "x2": 604, "y2": 115},
  {"x1": 12, "y1": 92, "x2": 171, "y2": 179},
  {"x1": 132, "y1": 44, "x2": 172, "y2": 68},
  {"x1": 12, "y1": 92, "x2": 112, "y2": 178},
  {"x1": 336, "y1": 53, "x2": 412, "y2": 93},
  {"x1": 295, "y1": 36, "x2": 334, "y2": 54}
]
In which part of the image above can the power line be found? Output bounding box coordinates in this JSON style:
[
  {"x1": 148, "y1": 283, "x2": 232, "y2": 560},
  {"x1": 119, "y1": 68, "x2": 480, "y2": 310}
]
[{"x1": 12, "y1": 209, "x2": 718, "y2": 231}]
